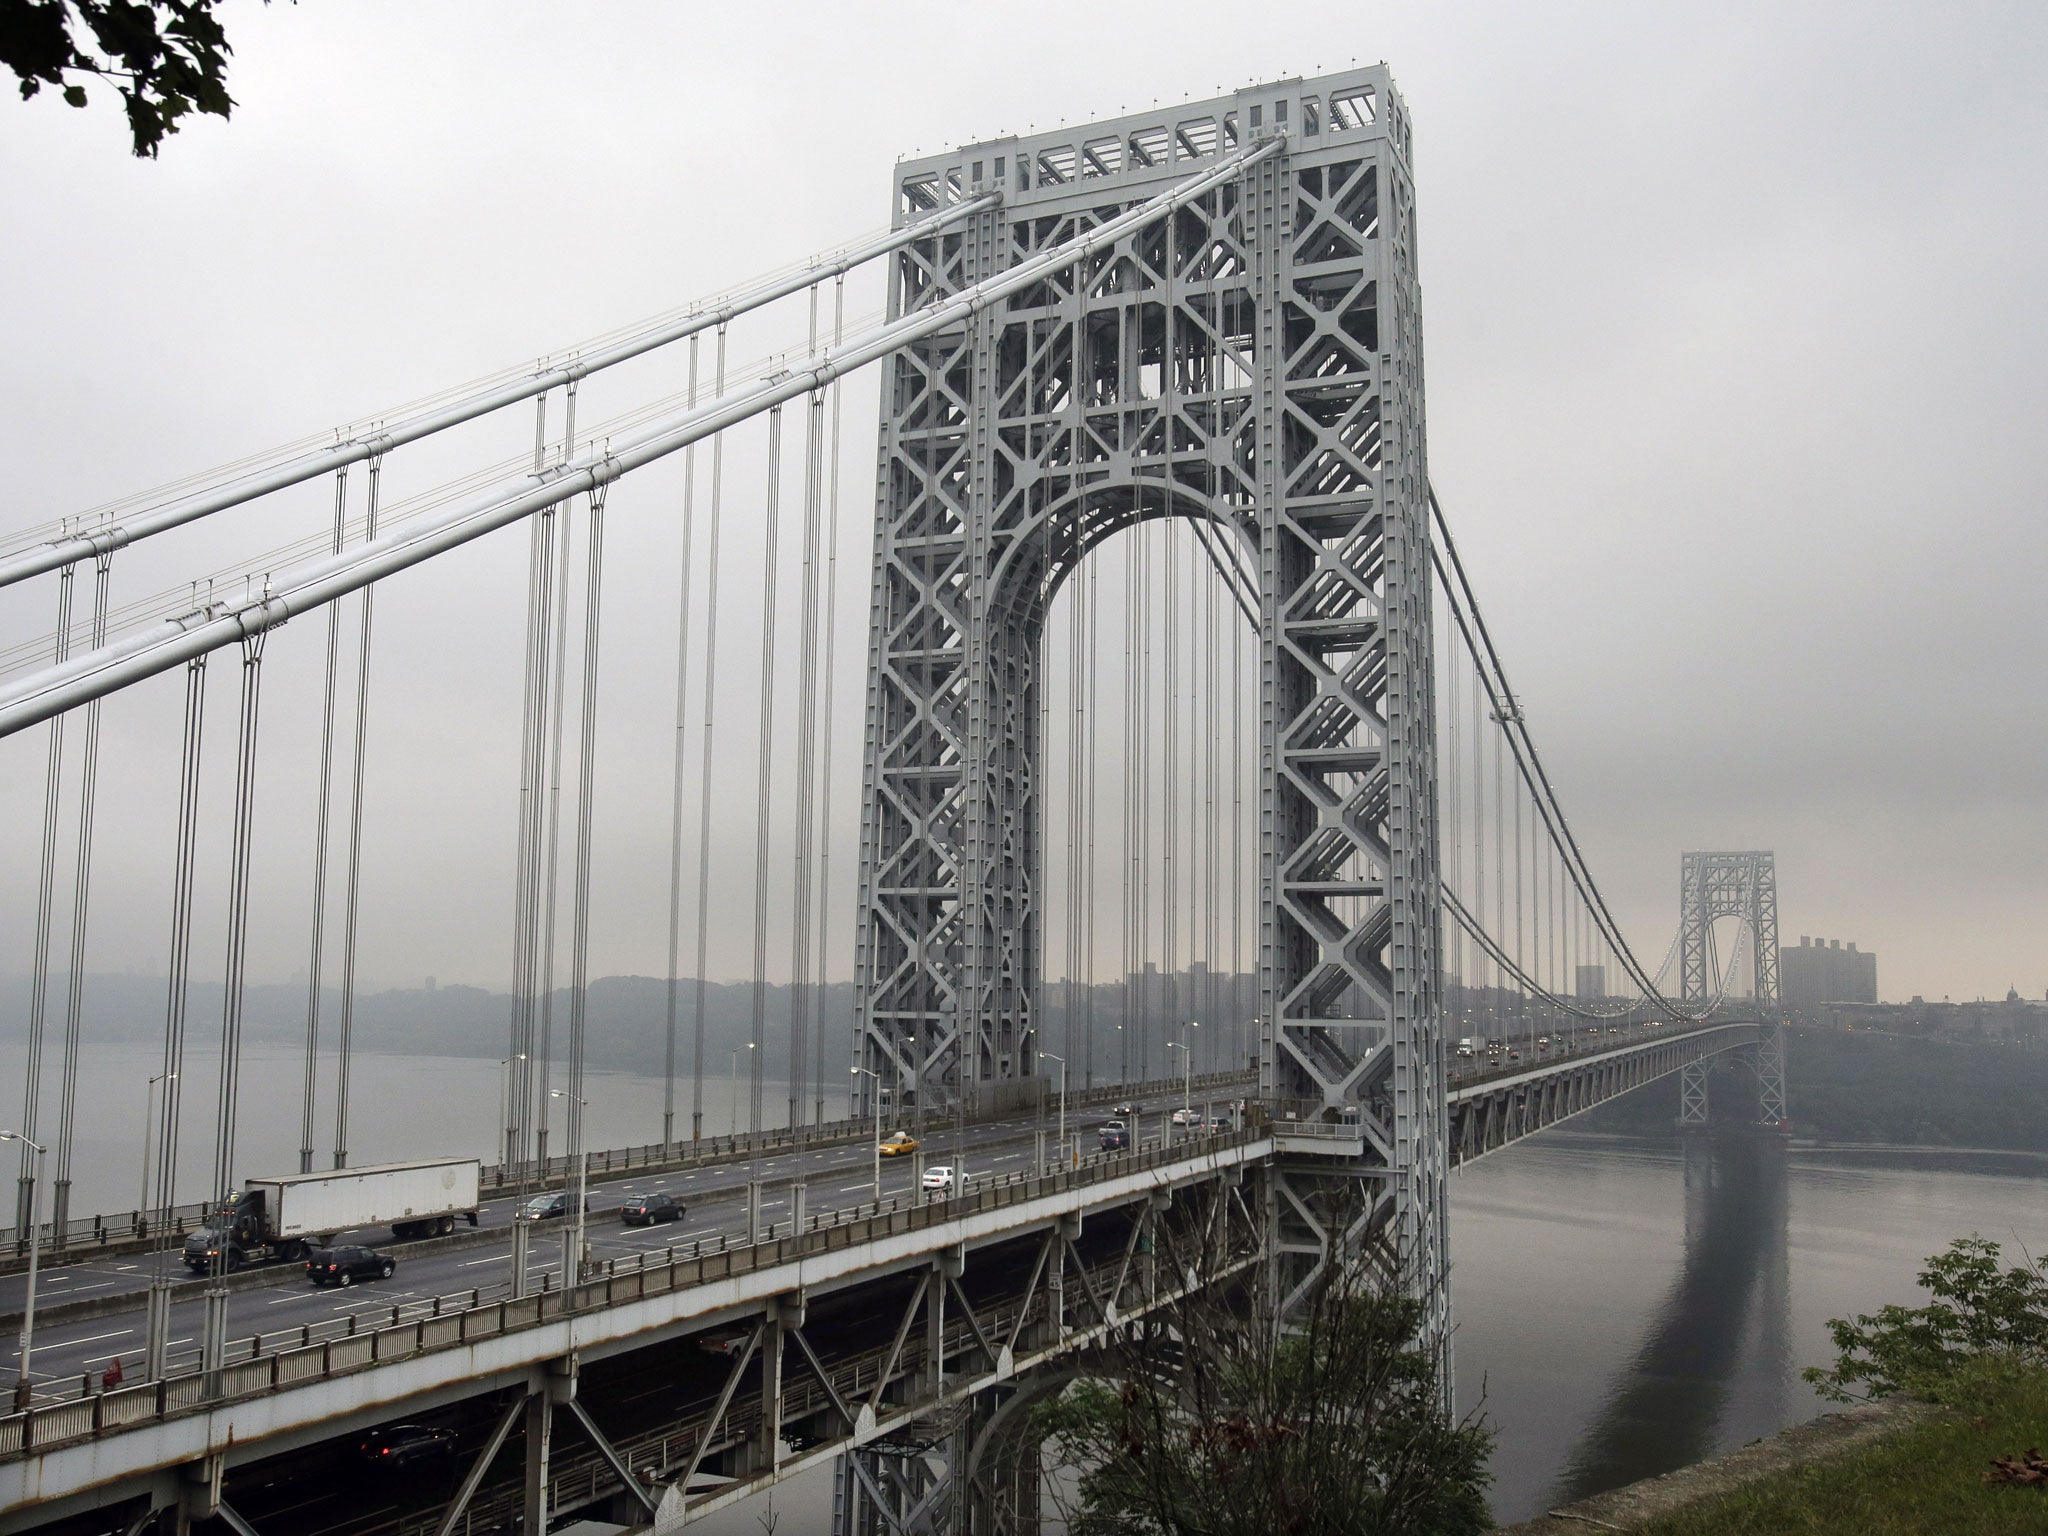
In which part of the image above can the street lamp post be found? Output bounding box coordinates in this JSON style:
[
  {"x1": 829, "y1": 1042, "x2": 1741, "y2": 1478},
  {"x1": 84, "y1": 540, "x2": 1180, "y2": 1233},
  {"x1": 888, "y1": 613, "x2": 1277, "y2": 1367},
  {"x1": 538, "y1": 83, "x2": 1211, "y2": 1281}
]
[
  {"x1": 138, "y1": 1073, "x2": 175, "y2": 1233},
  {"x1": 1168, "y1": 1035, "x2": 1192, "y2": 1136},
  {"x1": 852, "y1": 1067, "x2": 882, "y2": 1203},
  {"x1": 549, "y1": 1090, "x2": 590, "y2": 1290},
  {"x1": 1040, "y1": 1052, "x2": 1068, "y2": 1168},
  {"x1": 729, "y1": 1043, "x2": 755, "y2": 1142},
  {"x1": 2, "y1": 1132, "x2": 46, "y2": 1411}
]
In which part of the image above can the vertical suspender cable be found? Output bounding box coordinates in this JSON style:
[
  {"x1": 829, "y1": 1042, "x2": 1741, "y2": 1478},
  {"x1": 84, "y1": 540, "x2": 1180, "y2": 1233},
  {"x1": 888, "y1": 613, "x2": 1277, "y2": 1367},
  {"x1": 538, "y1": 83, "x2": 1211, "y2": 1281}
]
[
  {"x1": 812, "y1": 275, "x2": 847, "y2": 1129},
  {"x1": 301, "y1": 466, "x2": 347, "y2": 1173},
  {"x1": 52, "y1": 553, "x2": 113, "y2": 1237},
  {"x1": 16, "y1": 564, "x2": 74, "y2": 1237},
  {"x1": 144, "y1": 654, "x2": 207, "y2": 1380},
  {"x1": 750, "y1": 406, "x2": 787, "y2": 1156},
  {"x1": 661, "y1": 340, "x2": 701, "y2": 1150},
  {"x1": 1171, "y1": 207, "x2": 1187, "y2": 1073},
  {"x1": 787, "y1": 288, "x2": 827, "y2": 1136},
  {"x1": 509, "y1": 402, "x2": 562, "y2": 1179},
  {"x1": 564, "y1": 481, "x2": 610, "y2": 1232},
  {"x1": 211, "y1": 633, "x2": 267, "y2": 1209},
  {"x1": 689, "y1": 326, "x2": 729, "y2": 1144},
  {"x1": 1083, "y1": 553, "x2": 1099, "y2": 1091},
  {"x1": 536, "y1": 382, "x2": 580, "y2": 1171},
  {"x1": 510, "y1": 389, "x2": 552, "y2": 1176},
  {"x1": 331, "y1": 454, "x2": 383, "y2": 1169},
  {"x1": 1120, "y1": 534, "x2": 1136, "y2": 1088},
  {"x1": 788, "y1": 372, "x2": 826, "y2": 1137},
  {"x1": 505, "y1": 490, "x2": 546, "y2": 1178},
  {"x1": 1137, "y1": 520, "x2": 1153, "y2": 1082}
]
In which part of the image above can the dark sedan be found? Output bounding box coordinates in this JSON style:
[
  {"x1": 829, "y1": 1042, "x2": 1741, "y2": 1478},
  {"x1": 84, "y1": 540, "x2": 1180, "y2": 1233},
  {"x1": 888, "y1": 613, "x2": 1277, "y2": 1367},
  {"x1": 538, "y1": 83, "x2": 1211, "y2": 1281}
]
[
  {"x1": 516, "y1": 1191, "x2": 589, "y2": 1223},
  {"x1": 619, "y1": 1192, "x2": 684, "y2": 1227},
  {"x1": 306, "y1": 1244, "x2": 395, "y2": 1288},
  {"x1": 359, "y1": 1424, "x2": 457, "y2": 1468}
]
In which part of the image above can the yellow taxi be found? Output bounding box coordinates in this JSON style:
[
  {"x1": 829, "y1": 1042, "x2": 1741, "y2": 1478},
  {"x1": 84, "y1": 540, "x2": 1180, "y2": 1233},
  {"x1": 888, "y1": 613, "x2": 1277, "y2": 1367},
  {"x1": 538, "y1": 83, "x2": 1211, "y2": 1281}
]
[{"x1": 878, "y1": 1131, "x2": 920, "y2": 1157}]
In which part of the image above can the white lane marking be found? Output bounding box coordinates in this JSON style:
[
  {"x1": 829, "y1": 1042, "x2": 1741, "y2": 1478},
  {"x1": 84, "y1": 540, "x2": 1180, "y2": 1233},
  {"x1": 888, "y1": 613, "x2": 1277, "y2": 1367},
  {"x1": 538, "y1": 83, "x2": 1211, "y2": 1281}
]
[
  {"x1": 42, "y1": 1281, "x2": 112, "y2": 1294},
  {"x1": 49, "y1": 1328, "x2": 134, "y2": 1349},
  {"x1": 461, "y1": 1255, "x2": 508, "y2": 1267},
  {"x1": 267, "y1": 1291, "x2": 321, "y2": 1304}
]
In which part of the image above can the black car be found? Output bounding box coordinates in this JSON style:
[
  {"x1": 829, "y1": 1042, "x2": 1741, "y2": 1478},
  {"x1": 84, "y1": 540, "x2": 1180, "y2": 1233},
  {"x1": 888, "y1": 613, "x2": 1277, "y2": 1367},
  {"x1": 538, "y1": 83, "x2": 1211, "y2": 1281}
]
[
  {"x1": 619, "y1": 1192, "x2": 684, "y2": 1227},
  {"x1": 1098, "y1": 1119, "x2": 1130, "y2": 1151},
  {"x1": 516, "y1": 1191, "x2": 589, "y2": 1223},
  {"x1": 359, "y1": 1424, "x2": 457, "y2": 1468},
  {"x1": 307, "y1": 1244, "x2": 395, "y2": 1287}
]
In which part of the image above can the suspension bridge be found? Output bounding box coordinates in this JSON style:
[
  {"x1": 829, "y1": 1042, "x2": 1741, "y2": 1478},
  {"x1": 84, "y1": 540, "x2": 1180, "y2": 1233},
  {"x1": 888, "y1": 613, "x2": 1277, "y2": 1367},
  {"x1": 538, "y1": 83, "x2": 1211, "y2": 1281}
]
[{"x1": 0, "y1": 67, "x2": 1787, "y2": 1536}]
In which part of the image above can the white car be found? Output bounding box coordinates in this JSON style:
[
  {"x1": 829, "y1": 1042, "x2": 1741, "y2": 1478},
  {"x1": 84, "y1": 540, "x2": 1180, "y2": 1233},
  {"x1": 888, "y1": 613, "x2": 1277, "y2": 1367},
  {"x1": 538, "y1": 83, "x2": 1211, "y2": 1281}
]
[
  {"x1": 1170, "y1": 1107, "x2": 1197, "y2": 1127},
  {"x1": 921, "y1": 1166, "x2": 956, "y2": 1192}
]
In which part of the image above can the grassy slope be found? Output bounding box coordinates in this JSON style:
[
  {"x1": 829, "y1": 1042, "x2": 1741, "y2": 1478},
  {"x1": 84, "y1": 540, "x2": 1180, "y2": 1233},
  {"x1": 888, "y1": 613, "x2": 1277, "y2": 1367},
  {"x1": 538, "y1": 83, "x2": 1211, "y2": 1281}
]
[{"x1": 1633, "y1": 1361, "x2": 2048, "y2": 1536}]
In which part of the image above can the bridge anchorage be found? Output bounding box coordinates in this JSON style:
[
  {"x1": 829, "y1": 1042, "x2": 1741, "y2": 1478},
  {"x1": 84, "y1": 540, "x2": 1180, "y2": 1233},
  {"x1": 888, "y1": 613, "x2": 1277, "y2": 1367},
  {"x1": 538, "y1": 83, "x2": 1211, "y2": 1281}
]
[{"x1": 0, "y1": 63, "x2": 1795, "y2": 1536}]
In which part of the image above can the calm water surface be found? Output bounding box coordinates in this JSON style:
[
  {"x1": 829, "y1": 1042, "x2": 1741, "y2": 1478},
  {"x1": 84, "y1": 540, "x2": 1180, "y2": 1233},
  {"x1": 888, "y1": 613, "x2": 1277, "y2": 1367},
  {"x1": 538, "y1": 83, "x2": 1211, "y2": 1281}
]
[{"x1": 1454, "y1": 1121, "x2": 2046, "y2": 1522}]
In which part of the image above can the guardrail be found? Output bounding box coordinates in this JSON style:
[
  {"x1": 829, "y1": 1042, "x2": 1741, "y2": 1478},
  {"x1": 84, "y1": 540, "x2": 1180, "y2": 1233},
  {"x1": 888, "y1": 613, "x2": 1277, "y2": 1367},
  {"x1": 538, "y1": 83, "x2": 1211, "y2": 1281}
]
[{"x1": 0, "y1": 1124, "x2": 1265, "y2": 1458}]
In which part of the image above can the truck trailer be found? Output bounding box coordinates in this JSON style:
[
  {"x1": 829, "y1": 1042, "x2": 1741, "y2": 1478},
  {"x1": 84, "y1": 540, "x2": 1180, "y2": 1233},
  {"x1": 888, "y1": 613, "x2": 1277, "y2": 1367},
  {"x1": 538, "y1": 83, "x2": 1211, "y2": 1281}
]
[{"x1": 183, "y1": 1156, "x2": 482, "y2": 1271}]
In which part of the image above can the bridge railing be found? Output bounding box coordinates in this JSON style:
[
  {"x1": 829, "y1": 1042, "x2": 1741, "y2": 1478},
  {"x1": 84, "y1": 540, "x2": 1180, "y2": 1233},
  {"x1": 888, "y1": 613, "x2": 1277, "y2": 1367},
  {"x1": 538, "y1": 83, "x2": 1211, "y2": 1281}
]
[
  {"x1": 0, "y1": 1125, "x2": 1266, "y2": 1458},
  {"x1": 0, "y1": 1069, "x2": 1253, "y2": 1268}
]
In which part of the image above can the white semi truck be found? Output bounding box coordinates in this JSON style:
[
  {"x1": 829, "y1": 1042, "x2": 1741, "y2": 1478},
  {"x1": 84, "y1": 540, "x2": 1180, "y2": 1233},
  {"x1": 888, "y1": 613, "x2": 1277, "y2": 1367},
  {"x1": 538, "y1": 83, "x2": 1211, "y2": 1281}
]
[{"x1": 183, "y1": 1156, "x2": 482, "y2": 1271}]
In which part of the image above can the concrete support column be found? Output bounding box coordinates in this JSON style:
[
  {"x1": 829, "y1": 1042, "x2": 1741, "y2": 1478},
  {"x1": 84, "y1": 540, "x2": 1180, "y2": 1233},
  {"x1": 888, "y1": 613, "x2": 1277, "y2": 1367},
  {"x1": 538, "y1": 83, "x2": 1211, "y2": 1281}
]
[{"x1": 522, "y1": 1390, "x2": 552, "y2": 1535}]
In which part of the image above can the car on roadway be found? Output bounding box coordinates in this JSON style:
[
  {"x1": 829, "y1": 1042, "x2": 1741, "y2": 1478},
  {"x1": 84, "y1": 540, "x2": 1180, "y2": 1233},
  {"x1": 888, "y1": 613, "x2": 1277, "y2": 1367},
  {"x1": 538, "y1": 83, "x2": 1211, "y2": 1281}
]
[
  {"x1": 619, "y1": 1192, "x2": 684, "y2": 1227},
  {"x1": 515, "y1": 1191, "x2": 590, "y2": 1223},
  {"x1": 921, "y1": 1165, "x2": 958, "y2": 1193},
  {"x1": 359, "y1": 1424, "x2": 457, "y2": 1468},
  {"x1": 1206, "y1": 1113, "x2": 1234, "y2": 1133},
  {"x1": 1098, "y1": 1119, "x2": 1130, "y2": 1151},
  {"x1": 1170, "y1": 1107, "x2": 1197, "y2": 1127},
  {"x1": 1113, "y1": 1102, "x2": 1136, "y2": 1117},
  {"x1": 306, "y1": 1244, "x2": 395, "y2": 1288},
  {"x1": 879, "y1": 1131, "x2": 920, "y2": 1157}
]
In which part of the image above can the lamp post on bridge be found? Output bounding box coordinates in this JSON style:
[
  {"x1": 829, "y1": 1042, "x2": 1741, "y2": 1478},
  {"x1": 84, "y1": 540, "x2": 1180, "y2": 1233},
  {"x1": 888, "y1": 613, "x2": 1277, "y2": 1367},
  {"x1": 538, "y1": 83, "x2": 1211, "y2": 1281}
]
[
  {"x1": 1168, "y1": 1022, "x2": 1198, "y2": 1135},
  {"x1": 2, "y1": 1132, "x2": 46, "y2": 1412},
  {"x1": 138, "y1": 1072, "x2": 175, "y2": 1235},
  {"x1": 852, "y1": 1066, "x2": 882, "y2": 1204},
  {"x1": 549, "y1": 1089, "x2": 589, "y2": 1288},
  {"x1": 1040, "y1": 1052, "x2": 1068, "y2": 1169}
]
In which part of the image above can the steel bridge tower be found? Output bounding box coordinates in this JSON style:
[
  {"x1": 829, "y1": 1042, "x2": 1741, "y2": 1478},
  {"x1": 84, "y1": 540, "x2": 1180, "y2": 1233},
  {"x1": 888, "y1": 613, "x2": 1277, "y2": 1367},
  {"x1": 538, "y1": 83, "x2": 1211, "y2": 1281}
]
[
  {"x1": 1676, "y1": 849, "x2": 1788, "y2": 1128},
  {"x1": 852, "y1": 66, "x2": 1446, "y2": 1352}
]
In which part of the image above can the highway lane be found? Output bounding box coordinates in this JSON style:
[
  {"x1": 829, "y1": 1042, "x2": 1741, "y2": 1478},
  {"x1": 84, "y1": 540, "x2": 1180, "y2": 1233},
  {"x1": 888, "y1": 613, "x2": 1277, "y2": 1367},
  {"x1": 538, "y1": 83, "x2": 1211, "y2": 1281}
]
[{"x1": 0, "y1": 1087, "x2": 1225, "y2": 1395}]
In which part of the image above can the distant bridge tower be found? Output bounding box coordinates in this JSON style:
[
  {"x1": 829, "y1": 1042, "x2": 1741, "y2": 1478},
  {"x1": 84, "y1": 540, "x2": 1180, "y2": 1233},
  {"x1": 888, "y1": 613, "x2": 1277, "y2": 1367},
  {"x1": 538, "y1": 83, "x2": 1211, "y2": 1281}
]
[
  {"x1": 1676, "y1": 850, "x2": 1787, "y2": 1127},
  {"x1": 852, "y1": 67, "x2": 1445, "y2": 1330}
]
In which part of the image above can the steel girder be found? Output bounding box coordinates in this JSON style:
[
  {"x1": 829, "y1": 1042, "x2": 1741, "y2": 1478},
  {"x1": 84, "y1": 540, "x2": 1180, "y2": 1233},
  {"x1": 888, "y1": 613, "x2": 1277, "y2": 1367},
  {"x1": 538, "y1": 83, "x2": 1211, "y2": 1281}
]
[
  {"x1": 1446, "y1": 1024, "x2": 1761, "y2": 1163},
  {"x1": 854, "y1": 66, "x2": 1445, "y2": 1352}
]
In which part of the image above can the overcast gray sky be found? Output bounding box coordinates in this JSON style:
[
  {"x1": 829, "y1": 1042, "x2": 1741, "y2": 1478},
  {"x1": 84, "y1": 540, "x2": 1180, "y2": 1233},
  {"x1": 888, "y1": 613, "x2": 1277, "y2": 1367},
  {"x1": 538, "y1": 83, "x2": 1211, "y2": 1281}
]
[{"x1": 2, "y1": 0, "x2": 2042, "y2": 1009}]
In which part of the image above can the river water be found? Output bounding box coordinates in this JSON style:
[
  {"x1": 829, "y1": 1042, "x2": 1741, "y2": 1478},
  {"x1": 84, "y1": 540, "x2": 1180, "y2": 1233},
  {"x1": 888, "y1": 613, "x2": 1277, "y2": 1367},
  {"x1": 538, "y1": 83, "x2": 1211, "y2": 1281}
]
[{"x1": 3, "y1": 1043, "x2": 2038, "y2": 1527}]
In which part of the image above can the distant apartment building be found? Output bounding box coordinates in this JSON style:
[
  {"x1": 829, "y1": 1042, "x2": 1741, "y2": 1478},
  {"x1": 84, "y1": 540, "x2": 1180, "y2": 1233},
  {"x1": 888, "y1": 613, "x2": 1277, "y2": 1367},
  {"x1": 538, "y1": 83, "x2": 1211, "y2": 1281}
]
[
  {"x1": 1575, "y1": 964, "x2": 1607, "y2": 1001},
  {"x1": 1780, "y1": 935, "x2": 1877, "y2": 1005}
]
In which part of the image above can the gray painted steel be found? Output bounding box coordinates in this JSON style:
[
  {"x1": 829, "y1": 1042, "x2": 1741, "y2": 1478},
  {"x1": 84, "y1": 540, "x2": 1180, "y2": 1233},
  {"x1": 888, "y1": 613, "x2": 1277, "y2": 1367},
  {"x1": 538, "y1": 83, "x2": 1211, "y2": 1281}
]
[{"x1": 852, "y1": 66, "x2": 1448, "y2": 1357}]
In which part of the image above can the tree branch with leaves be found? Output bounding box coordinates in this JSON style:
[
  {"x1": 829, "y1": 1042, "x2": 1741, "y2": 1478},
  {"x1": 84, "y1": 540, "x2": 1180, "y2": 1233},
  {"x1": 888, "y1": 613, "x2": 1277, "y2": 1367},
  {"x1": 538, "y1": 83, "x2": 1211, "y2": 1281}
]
[{"x1": 2, "y1": 0, "x2": 244, "y2": 157}]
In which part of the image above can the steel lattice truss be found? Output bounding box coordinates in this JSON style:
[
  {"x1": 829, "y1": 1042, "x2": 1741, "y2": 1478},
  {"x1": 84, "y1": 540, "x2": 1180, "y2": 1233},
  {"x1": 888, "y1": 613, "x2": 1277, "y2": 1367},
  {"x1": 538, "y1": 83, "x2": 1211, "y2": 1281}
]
[
  {"x1": 854, "y1": 69, "x2": 1446, "y2": 1341},
  {"x1": 1678, "y1": 850, "x2": 1786, "y2": 1125}
]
